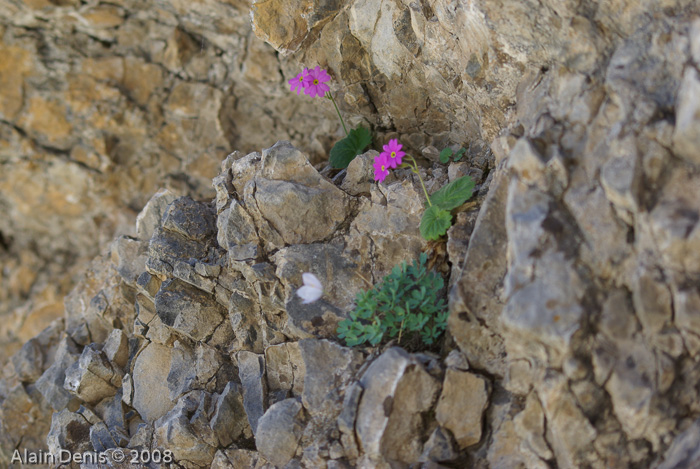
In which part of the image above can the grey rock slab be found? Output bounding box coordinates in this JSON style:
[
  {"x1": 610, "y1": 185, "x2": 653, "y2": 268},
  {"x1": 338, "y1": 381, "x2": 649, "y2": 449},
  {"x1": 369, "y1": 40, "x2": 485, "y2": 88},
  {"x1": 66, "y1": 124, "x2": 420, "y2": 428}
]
[
  {"x1": 274, "y1": 242, "x2": 366, "y2": 316},
  {"x1": 255, "y1": 398, "x2": 305, "y2": 467},
  {"x1": 230, "y1": 151, "x2": 262, "y2": 195},
  {"x1": 228, "y1": 289, "x2": 266, "y2": 354},
  {"x1": 136, "y1": 271, "x2": 161, "y2": 301},
  {"x1": 658, "y1": 418, "x2": 700, "y2": 469},
  {"x1": 95, "y1": 392, "x2": 129, "y2": 447},
  {"x1": 35, "y1": 335, "x2": 81, "y2": 411},
  {"x1": 131, "y1": 342, "x2": 175, "y2": 422},
  {"x1": 217, "y1": 199, "x2": 259, "y2": 254},
  {"x1": 135, "y1": 188, "x2": 178, "y2": 242},
  {"x1": 210, "y1": 381, "x2": 250, "y2": 447},
  {"x1": 673, "y1": 67, "x2": 700, "y2": 165},
  {"x1": 237, "y1": 350, "x2": 267, "y2": 435},
  {"x1": 90, "y1": 421, "x2": 118, "y2": 452},
  {"x1": 356, "y1": 347, "x2": 441, "y2": 465},
  {"x1": 161, "y1": 196, "x2": 217, "y2": 243},
  {"x1": 299, "y1": 339, "x2": 363, "y2": 419},
  {"x1": 64, "y1": 344, "x2": 121, "y2": 404},
  {"x1": 420, "y1": 427, "x2": 459, "y2": 463},
  {"x1": 110, "y1": 235, "x2": 147, "y2": 286},
  {"x1": 265, "y1": 342, "x2": 304, "y2": 397},
  {"x1": 538, "y1": 372, "x2": 597, "y2": 468},
  {"x1": 513, "y1": 391, "x2": 553, "y2": 461},
  {"x1": 341, "y1": 150, "x2": 376, "y2": 196},
  {"x1": 211, "y1": 448, "x2": 260, "y2": 469},
  {"x1": 102, "y1": 329, "x2": 129, "y2": 369},
  {"x1": 648, "y1": 167, "x2": 700, "y2": 276},
  {"x1": 153, "y1": 392, "x2": 218, "y2": 467},
  {"x1": 47, "y1": 409, "x2": 93, "y2": 456},
  {"x1": 12, "y1": 338, "x2": 43, "y2": 382},
  {"x1": 154, "y1": 278, "x2": 226, "y2": 342},
  {"x1": 252, "y1": 177, "x2": 351, "y2": 245},
  {"x1": 604, "y1": 340, "x2": 663, "y2": 444},
  {"x1": 448, "y1": 164, "x2": 508, "y2": 376},
  {"x1": 148, "y1": 227, "x2": 208, "y2": 274},
  {"x1": 167, "y1": 341, "x2": 196, "y2": 401},
  {"x1": 173, "y1": 259, "x2": 217, "y2": 293}
]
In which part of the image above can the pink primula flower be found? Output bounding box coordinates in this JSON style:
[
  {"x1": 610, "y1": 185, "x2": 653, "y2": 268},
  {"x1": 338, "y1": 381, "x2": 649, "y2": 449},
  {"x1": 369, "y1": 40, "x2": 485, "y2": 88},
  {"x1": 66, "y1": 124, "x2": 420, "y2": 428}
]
[
  {"x1": 304, "y1": 66, "x2": 332, "y2": 98},
  {"x1": 373, "y1": 154, "x2": 390, "y2": 182},
  {"x1": 289, "y1": 68, "x2": 309, "y2": 95},
  {"x1": 381, "y1": 139, "x2": 405, "y2": 169}
]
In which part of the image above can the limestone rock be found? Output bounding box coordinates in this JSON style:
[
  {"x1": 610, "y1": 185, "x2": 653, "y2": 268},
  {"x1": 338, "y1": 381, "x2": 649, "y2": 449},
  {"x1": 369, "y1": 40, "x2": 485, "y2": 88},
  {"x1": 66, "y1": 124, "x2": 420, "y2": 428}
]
[
  {"x1": 154, "y1": 279, "x2": 226, "y2": 342},
  {"x1": 256, "y1": 398, "x2": 305, "y2": 467},
  {"x1": 341, "y1": 150, "x2": 377, "y2": 196},
  {"x1": 298, "y1": 339, "x2": 363, "y2": 419},
  {"x1": 538, "y1": 373, "x2": 597, "y2": 468},
  {"x1": 420, "y1": 427, "x2": 459, "y2": 463},
  {"x1": 435, "y1": 369, "x2": 490, "y2": 449},
  {"x1": 11, "y1": 338, "x2": 43, "y2": 382},
  {"x1": 210, "y1": 382, "x2": 251, "y2": 447},
  {"x1": 345, "y1": 179, "x2": 427, "y2": 282},
  {"x1": 658, "y1": 418, "x2": 700, "y2": 469},
  {"x1": 131, "y1": 342, "x2": 174, "y2": 422},
  {"x1": 673, "y1": 67, "x2": 700, "y2": 165},
  {"x1": 449, "y1": 165, "x2": 508, "y2": 376},
  {"x1": 64, "y1": 344, "x2": 122, "y2": 404},
  {"x1": 211, "y1": 448, "x2": 260, "y2": 469},
  {"x1": 102, "y1": 329, "x2": 129, "y2": 370},
  {"x1": 265, "y1": 342, "x2": 304, "y2": 398},
  {"x1": 153, "y1": 392, "x2": 218, "y2": 467},
  {"x1": 136, "y1": 189, "x2": 179, "y2": 242},
  {"x1": 47, "y1": 409, "x2": 93, "y2": 457},
  {"x1": 355, "y1": 347, "x2": 441, "y2": 465},
  {"x1": 35, "y1": 335, "x2": 81, "y2": 411},
  {"x1": 247, "y1": 141, "x2": 352, "y2": 246},
  {"x1": 274, "y1": 243, "x2": 366, "y2": 338},
  {"x1": 237, "y1": 351, "x2": 268, "y2": 435}
]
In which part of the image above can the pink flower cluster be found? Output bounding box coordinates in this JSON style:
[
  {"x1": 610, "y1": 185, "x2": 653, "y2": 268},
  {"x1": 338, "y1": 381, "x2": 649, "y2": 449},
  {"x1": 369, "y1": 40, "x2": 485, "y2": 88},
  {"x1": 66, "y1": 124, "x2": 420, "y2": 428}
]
[
  {"x1": 373, "y1": 139, "x2": 406, "y2": 182},
  {"x1": 289, "y1": 66, "x2": 331, "y2": 98}
]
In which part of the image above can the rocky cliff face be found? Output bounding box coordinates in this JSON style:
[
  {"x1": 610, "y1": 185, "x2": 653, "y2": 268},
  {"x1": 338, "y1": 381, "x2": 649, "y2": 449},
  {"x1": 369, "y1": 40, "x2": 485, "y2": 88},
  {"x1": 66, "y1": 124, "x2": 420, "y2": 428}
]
[{"x1": 2, "y1": 0, "x2": 700, "y2": 468}]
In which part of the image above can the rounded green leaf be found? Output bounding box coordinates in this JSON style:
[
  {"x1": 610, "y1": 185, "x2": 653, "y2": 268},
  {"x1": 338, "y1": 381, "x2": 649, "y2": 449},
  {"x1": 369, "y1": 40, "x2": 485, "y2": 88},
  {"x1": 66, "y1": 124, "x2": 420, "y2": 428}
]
[
  {"x1": 420, "y1": 205, "x2": 452, "y2": 240},
  {"x1": 329, "y1": 126, "x2": 372, "y2": 169},
  {"x1": 439, "y1": 148, "x2": 453, "y2": 164}
]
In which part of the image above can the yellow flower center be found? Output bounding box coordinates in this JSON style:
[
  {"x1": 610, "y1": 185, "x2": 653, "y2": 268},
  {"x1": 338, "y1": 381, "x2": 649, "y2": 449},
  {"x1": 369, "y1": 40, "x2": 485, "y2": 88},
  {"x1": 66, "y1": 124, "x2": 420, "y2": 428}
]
[
  {"x1": 390, "y1": 151, "x2": 396, "y2": 158},
  {"x1": 313, "y1": 79, "x2": 319, "y2": 85},
  {"x1": 381, "y1": 165, "x2": 386, "y2": 171},
  {"x1": 299, "y1": 76, "x2": 304, "y2": 82}
]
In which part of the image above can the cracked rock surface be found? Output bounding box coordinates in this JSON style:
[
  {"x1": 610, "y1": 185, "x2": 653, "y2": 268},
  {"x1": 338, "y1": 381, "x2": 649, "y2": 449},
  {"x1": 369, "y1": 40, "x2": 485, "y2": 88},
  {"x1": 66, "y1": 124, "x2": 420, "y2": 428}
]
[{"x1": 2, "y1": 1, "x2": 700, "y2": 469}]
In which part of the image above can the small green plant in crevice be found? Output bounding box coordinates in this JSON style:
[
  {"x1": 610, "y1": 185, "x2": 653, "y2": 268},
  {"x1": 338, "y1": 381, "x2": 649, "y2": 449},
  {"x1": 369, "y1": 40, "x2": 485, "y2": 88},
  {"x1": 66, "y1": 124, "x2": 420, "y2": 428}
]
[
  {"x1": 337, "y1": 253, "x2": 448, "y2": 349},
  {"x1": 439, "y1": 146, "x2": 466, "y2": 164}
]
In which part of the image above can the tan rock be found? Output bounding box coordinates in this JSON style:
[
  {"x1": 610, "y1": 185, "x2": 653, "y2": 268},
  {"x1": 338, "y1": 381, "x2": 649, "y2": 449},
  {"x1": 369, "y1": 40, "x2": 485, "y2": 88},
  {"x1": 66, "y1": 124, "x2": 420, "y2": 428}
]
[
  {"x1": 81, "y1": 5, "x2": 125, "y2": 28},
  {"x1": 435, "y1": 369, "x2": 490, "y2": 449},
  {"x1": 0, "y1": 45, "x2": 31, "y2": 121},
  {"x1": 16, "y1": 96, "x2": 74, "y2": 150}
]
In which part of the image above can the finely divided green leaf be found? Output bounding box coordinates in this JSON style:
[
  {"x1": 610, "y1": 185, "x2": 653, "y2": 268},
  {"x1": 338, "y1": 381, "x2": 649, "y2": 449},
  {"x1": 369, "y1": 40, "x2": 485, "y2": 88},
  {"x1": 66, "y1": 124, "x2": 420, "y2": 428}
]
[
  {"x1": 420, "y1": 205, "x2": 452, "y2": 241},
  {"x1": 428, "y1": 175, "x2": 475, "y2": 211},
  {"x1": 329, "y1": 126, "x2": 372, "y2": 169},
  {"x1": 454, "y1": 148, "x2": 466, "y2": 162}
]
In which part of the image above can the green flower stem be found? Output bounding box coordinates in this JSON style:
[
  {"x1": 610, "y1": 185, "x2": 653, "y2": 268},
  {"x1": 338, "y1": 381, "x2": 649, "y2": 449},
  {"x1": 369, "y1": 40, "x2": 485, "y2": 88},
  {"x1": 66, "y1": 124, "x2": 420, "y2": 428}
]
[
  {"x1": 402, "y1": 155, "x2": 432, "y2": 207},
  {"x1": 326, "y1": 91, "x2": 348, "y2": 137}
]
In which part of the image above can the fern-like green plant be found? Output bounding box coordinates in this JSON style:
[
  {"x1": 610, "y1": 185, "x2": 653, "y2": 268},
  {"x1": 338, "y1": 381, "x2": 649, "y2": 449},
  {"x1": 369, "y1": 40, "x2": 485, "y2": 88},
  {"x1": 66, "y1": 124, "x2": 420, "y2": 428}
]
[{"x1": 337, "y1": 253, "x2": 448, "y2": 348}]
